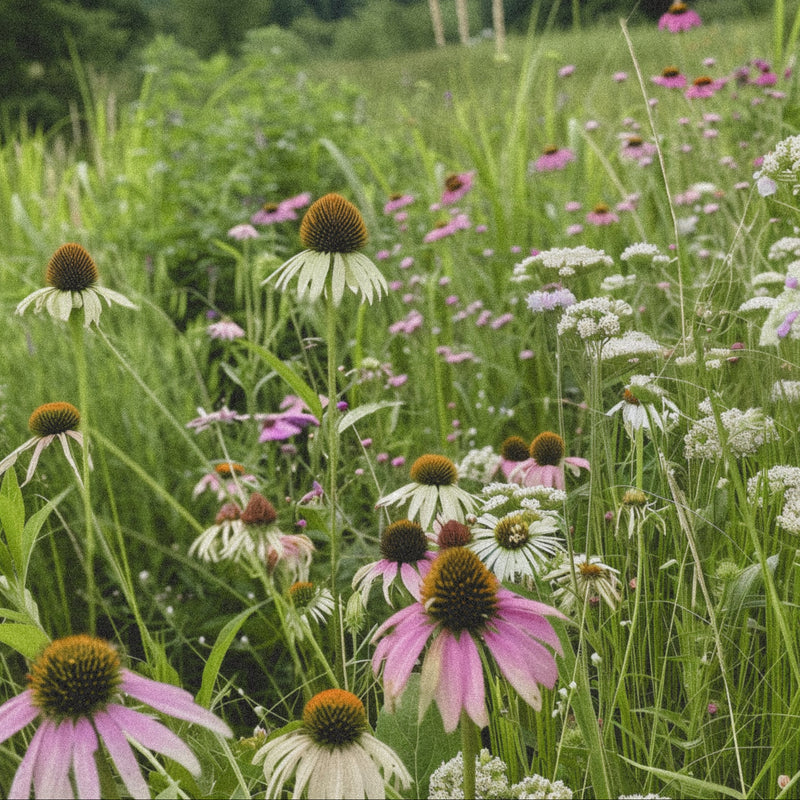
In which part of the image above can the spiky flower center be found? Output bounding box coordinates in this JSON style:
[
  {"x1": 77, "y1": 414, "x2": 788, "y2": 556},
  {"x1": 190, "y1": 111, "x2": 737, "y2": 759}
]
[
  {"x1": 543, "y1": 145, "x2": 558, "y2": 155},
  {"x1": 668, "y1": 1, "x2": 688, "y2": 13},
  {"x1": 215, "y1": 502, "x2": 242, "y2": 524},
  {"x1": 240, "y1": 493, "x2": 277, "y2": 525},
  {"x1": 45, "y1": 243, "x2": 98, "y2": 292},
  {"x1": 621, "y1": 489, "x2": 648, "y2": 508},
  {"x1": 303, "y1": 688, "x2": 367, "y2": 747},
  {"x1": 299, "y1": 193, "x2": 367, "y2": 254},
  {"x1": 693, "y1": 76, "x2": 713, "y2": 86},
  {"x1": 438, "y1": 519, "x2": 472, "y2": 549},
  {"x1": 28, "y1": 402, "x2": 80, "y2": 437},
  {"x1": 623, "y1": 389, "x2": 640, "y2": 405},
  {"x1": 262, "y1": 202, "x2": 279, "y2": 212},
  {"x1": 28, "y1": 635, "x2": 121, "y2": 719},
  {"x1": 625, "y1": 136, "x2": 643, "y2": 148},
  {"x1": 494, "y1": 513, "x2": 533, "y2": 550},
  {"x1": 421, "y1": 547, "x2": 498, "y2": 633},
  {"x1": 380, "y1": 519, "x2": 427, "y2": 563},
  {"x1": 410, "y1": 454, "x2": 458, "y2": 486},
  {"x1": 444, "y1": 174, "x2": 464, "y2": 192},
  {"x1": 530, "y1": 432, "x2": 565, "y2": 466},
  {"x1": 592, "y1": 204, "x2": 610, "y2": 214},
  {"x1": 289, "y1": 581, "x2": 315, "y2": 605},
  {"x1": 662, "y1": 66, "x2": 680, "y2": 77},
  {"x1": 214, "y1": 462, "x2": 245, "y2": 477},
  {"x1": 500, "y1": 436, "x2": 530, "y2": 462},
  {"x1": 579, "y1": 562, "x2": 606, "y2": 579}
]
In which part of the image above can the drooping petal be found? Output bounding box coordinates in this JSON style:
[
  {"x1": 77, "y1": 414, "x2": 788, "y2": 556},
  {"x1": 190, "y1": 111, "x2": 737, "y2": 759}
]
[
  {"x1": 119, "y1": 670, "x2": 232, "y2": 737},
  {"x1": 419, "y1": 631, "x2": 448, "y2": 727},
  {"x1": 35, "y1": 719, "x2": 74, "y2": 799},
  {"x1": 22, "y1": 436, "x2": 54, "y2": 486},
  {"x1": 73, "y1": 717, "x2": 100, "y2": 799},
  {"x1": 0, "y1": 691, "x2": 39, "y2": 743},
  {"x1": 108, "y1": 704, "x2": 201, "y2": 775},
  {"x1": 457, "y1": 633, "x2": 488, "y2": 729},
  {"x1": 93, "y1": 709, "x2": 150, "y2": 799},
  {"x1": 9, "y1": 716, "x2": 48, "y2": 800}
]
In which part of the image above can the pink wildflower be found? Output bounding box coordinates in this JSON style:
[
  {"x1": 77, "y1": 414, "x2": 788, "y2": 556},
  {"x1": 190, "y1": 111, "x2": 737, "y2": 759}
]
[
  {"x1": 586, "y1": 204, "x2": 619, "y2": 226},
  {"x1": 227, "y1": 223, "x2": 259, "y2": 240},
  {"x1": 372, "y1": 547, "x2": 564, "y2": 732},
  {"x1": 510, "y1": 432, "x2": 590, "y2": 490},
  {"x1": 255, "y1": 395, "x2": 319, "y2": 442},
  {"x1": 658, "y1": 2, "x2": 701, "y2": 32},
  {"x1": 207, "y1": 319, "x2": 245, "y2": 340},
  {"x1": 651, "y1": 66, "x2": 687, "y2": 88},
  {"x1": 531, "y1": 147, "x2": 576, "y2": 173},
  {"x1": 440, "y1": 173, "x2": 475, "y2": 206},
  {"x1": 384, "y1": 193, "x2": 415, "y2": 214}
]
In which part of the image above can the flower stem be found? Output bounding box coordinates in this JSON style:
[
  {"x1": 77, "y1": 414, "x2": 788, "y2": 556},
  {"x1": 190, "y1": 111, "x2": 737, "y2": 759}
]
[
  {"x1": 460, "y1": 711, "x2": 479, "y2": 800},
  {"x1": 70, "y1": 317, "x2": 96, "y2": 634}
]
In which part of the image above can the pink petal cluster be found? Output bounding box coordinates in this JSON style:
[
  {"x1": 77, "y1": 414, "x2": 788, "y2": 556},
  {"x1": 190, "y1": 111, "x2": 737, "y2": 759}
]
[
  {"x1": 658, "y1": 3, "x2": 702, "y2": 33},
  {"x1": 255, "y1": 395, "x2": 320, "y2": 442}
]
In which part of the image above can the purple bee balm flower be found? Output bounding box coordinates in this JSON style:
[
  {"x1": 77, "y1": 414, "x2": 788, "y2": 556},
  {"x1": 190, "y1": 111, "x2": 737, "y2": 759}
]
[
  {"x1": 372, "y1": 547, "x2": 564, "y2": 733},
  {"x1": 0, "y1": 635, "x2": 231, "y2": 799},
  {"x1": 440, "y1": 172, "x2": 475, "y2": 206},
  {"x1": 658, "y1": 2, "x2": 701, "y2": 32},
  {"x1": 531, "y1": 146, "x2": 576, "y2": 173},
  {"x1": 255, "y1": 395, "x2": 320, "y2": 442}
]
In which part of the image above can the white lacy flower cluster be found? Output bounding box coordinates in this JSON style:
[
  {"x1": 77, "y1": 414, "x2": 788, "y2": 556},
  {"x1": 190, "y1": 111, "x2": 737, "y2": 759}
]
[
  {"x1": 600, "y1": 274, "x2": 637, "y2": 292},
  {"x1": 747, "y1": 465, "x2": 800, "y2": 534},
  {"x1": 619, "y1": 242, "x2": 671, "y2": 268},
  {"x1": 601, "y1": 331, "x2": 663, "y2": 361},
  {"x1": 768, "y1": 237, "x2": 800, "y2": 261},
  {"x1": 754, "y1": 135, "x2": 800, "y2": 196},
  {"x1": 672, "y1": 348, "x2": 740, "y2": 370},
  {"x1": 481, "y1": 482, "x2": 567, "y2": 512},
  {"x1": 684, "y1": 401, "x2": 778, "y2": 460},
  {"x1": 557, "y1": 297, "x2": 633, "y2": 341},
  {"x1": 458, "y1": 446, "x2": 502, "y2": 484},
  {"x1": 513, "y1": 246, "x2": 613, "y2": 280},
  {"x1": 771, "y1": 380, "x2": 800, "y2": 403},
  {"x1": 428, "y1": 749, "x2": 573, "y2": 799}
]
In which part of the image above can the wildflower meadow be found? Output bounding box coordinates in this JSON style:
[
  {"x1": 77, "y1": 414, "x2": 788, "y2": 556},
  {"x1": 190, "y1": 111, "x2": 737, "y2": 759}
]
[{"x1": 1, "y1": 2, "x2": 800, "y2": 798}]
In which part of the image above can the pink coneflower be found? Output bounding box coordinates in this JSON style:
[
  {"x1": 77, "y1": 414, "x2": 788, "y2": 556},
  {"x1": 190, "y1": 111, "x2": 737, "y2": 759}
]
[
  {"x1": 621, "y1": 135, "x2": 657, "y2": 164},
  {"x1": 685, "y1": 76, "x2": 722, "y2": 99},
  {"x1": 531, "y1": 146, "x2": 576, "y2": 173},
  {"x1": 207, "y1": 318, "x2": 245, "y2": 340},
  {"x1": 497, "y1": 436, "x2": 532, "y2": 479},
  {"x1": 227, "y1": 223, "x2": 259, "y2": 241},
  {"x1": 0, "y1": 634, "x2": 230, "y2": 798},
  {"x1": 186, "y1": 406, "x2": 249, "y2": 433},
  {"x1": 254, "y1": 395, "x2": 319, "y2": 442},
  {"x1": 613, "y1": 71, "x2": 628, "y2": 83},
  {"x1": 282, "y1": 191, "x2": 312, "y2": 210},
  {"x1": 192, "y1": 462, "x2": 258, "y2": 501},
  {"x1": 586, "y1": 204, "x2": 619, "y2": 226},
  {"x1": 511, "y1": 432, "x2": 590, "y2": 490},
  {"x1": 352, "y1": 519, "x2": 436, "y2": 604},
  {"x1": 250, "y1": 201, "x2": 298, "y2": 226},
  {"x1": 384, "y1": 193, "x2": 415, "y2": 214},
  {"x1": 651, "y1": 66, "x2": 687, "y2": 88},
  {"x1": 423, "y1": 213, "x2": 471, "y2": 243},
  {"x1": 658, "y1": 2, "x2": 701, "y2": 32},
  {"x1": 440, "y1": 172, "x2": 475, "y2": 206},
  {"x1": 558, "y1": 64, "x2": 575, "y2": 78},
  {"x1": 372, "y1": 547, "x2": 564, "y2": 732}
]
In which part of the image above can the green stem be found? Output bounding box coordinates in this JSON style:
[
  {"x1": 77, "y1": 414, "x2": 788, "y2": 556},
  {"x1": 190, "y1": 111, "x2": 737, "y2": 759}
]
[
  {"x1": 635, "y1": 424, "x2": 644, "y2": 492},
  {"x1": 70, "y1": 317, "x2": 96, "y2": 634},
  {"x1": 460, "y1": 711, "x2": 480, "y2": 800}
]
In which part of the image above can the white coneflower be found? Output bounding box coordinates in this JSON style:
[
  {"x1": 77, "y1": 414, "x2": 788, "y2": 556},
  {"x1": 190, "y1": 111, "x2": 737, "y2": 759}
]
[
  {"x1": 16, "y1": 243, "x2": 136, "y2": 327},
  {"x1": 375, "y1": 454, "x2": 477, "y2": 530},
  {"x1": 0, "y1": 402, "x2": 85, "y2": 487},
  {"x1": 253, "y1": 689, "x2": 411, "y2": 799},
  {"x1": 545, "y1": 553, "x2": 622, "y2": 612},
  {"x1": 469, "y1": 509, "x2": 565, "y2": 582},
  {"x1": 606, "y1": 375, "x2": 680, "y2": 437},
  {"x1": 187, "y1": 502, "x2": 243, "y2": 563},
  {"x1": 265, "y1": 193, "x2": 387, "y2": 305}
]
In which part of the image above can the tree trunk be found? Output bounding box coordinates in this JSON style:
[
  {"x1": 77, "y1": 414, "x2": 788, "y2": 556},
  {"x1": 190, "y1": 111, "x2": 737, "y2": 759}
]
[
  {"x1": 455, "y1": 0, "x2": 469, "y2": 45},
  {"x1": 429, "y1": 0, "x2": 445, "y2": 47},
  {"x1": 492, "y1": 0, "x2": 506, "y2": 59}
]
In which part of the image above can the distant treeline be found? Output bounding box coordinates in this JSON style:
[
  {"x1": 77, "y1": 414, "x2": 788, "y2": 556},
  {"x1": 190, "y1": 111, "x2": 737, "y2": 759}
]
[{"x1": 0, "y1": 0, "x2": 779, "y2": 132}]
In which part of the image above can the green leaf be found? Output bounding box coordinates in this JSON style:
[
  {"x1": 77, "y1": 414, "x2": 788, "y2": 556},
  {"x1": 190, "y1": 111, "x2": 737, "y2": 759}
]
[
  {"x1": 375, "y1": 673, "x2": 461, "y2": 798},
  {"x1": 337, "y1": 401, "x2": 403, "y2": 435},
  {"x1": 197, "y1": 605, "x2": 260, "y2": 709},
  {"x1": 236, "y1": 339, "x2": 323, "y2": 422},
  {"x1": 0, "y1": 467, "x2": 25, "y2": 575},
  {"x1": 618, "y1": 755, "x2": 745, "y2": 799},
  {"x1": 0, "y1": 622, "x2": 50, "y2": 659},
  {"x1": 18, "y1": 489, "x2": 68, "y2": 588}
]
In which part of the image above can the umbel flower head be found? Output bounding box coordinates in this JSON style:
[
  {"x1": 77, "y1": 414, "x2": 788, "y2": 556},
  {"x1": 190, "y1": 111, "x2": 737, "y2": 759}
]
[
  {"x1": 0, "y1": 402, "x2": 85, "y2": 487},
  {"x1": 252, "y1": 688, "x2": 411, "y2": 799},
  {"x1": 375, "y1": 454, "x2": 477, "y2": 530},
  {"x1": 16, "y1": 243, "x2": 137, "y2": 327},
  {"x1": 0, "y1": 634, "x2": 231, "y2": 799},
  {"x1": 266, "y1": 193, "x2": 387, "y2": 305},
  {"x1": 372, "y1": 547, "x2": 565, "y2": 733}
]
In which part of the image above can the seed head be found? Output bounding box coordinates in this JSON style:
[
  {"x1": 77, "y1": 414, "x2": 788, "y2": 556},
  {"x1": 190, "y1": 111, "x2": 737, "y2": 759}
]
[
  {"x1": 240, "y1": 493, "x2": 278, "y2": 526},
  {"x1": 45, "y1": 243, "x2": 98, "y2": 292},
  {"x1": 299, "y1": 193, "x2": 368, "y2": 254},
  {"x1": 303, "y1": 688, "x2": 367, "y2": 746},
  {"x1": 529, "y1": 432, "x2": 565, "y2": 466},
  {"x1": 500, "y1": 436, "x2": 530, "y2": 462},
  {"x1": 380, "y1": 519, "x2": 428, "y2": 563},
  {"x1": 409, "y1": 454, "x2": 458, "y2": 486},
  {"x1": 28, "y1": 402, "x2": 80, "y2": 437}
]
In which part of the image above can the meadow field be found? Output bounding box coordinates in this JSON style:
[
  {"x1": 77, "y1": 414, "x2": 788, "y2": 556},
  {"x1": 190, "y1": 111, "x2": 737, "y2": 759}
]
[{"x1": 0, "y1": 4, "x2": 799, "y2": 798}]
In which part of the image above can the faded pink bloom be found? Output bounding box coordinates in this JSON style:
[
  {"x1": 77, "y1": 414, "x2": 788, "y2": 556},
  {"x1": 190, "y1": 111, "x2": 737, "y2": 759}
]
[
  {"x1": 651, "y1": 67, "x2": 687, "y2": 88},
  {"x1": 440, "y1": 172, "x2": 475, "y2": 206},
  {"x1": 685, "y1": 76, "x2": 723, "y2": 99},
  {"x1": 207, "y1": 319, "x2": 245, "y2": 340},
  {"x1": 424, "y1": 213, "x2": 471, "y2": 243},
  {"x1": 372, "y1": 547, "x2": 564, "y2": 733},
  {"x1": 558, "y1": 64, "x2": 575, "y2": 78},
  {"x1": 384, "y1": 194, "x2": 415, "y2": 214},
  {"x1": 227, "y1": 223, "x2": 259, "y2": 240},
  {"x1": 586, "y1": 204, "x2": 619, "y2": 226},
  {"x1": 255, "y1": 396, "x2": 320, "y2": 442},
  {"x1": 186, "y1": 406, "x2": 249, "y2": 433},
  {"x1": 250, "y1": 201, "x2": 297, "y2": 226},
  {"x1": 531, "y1": 147, "x2": 576, "y2": 173}
]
